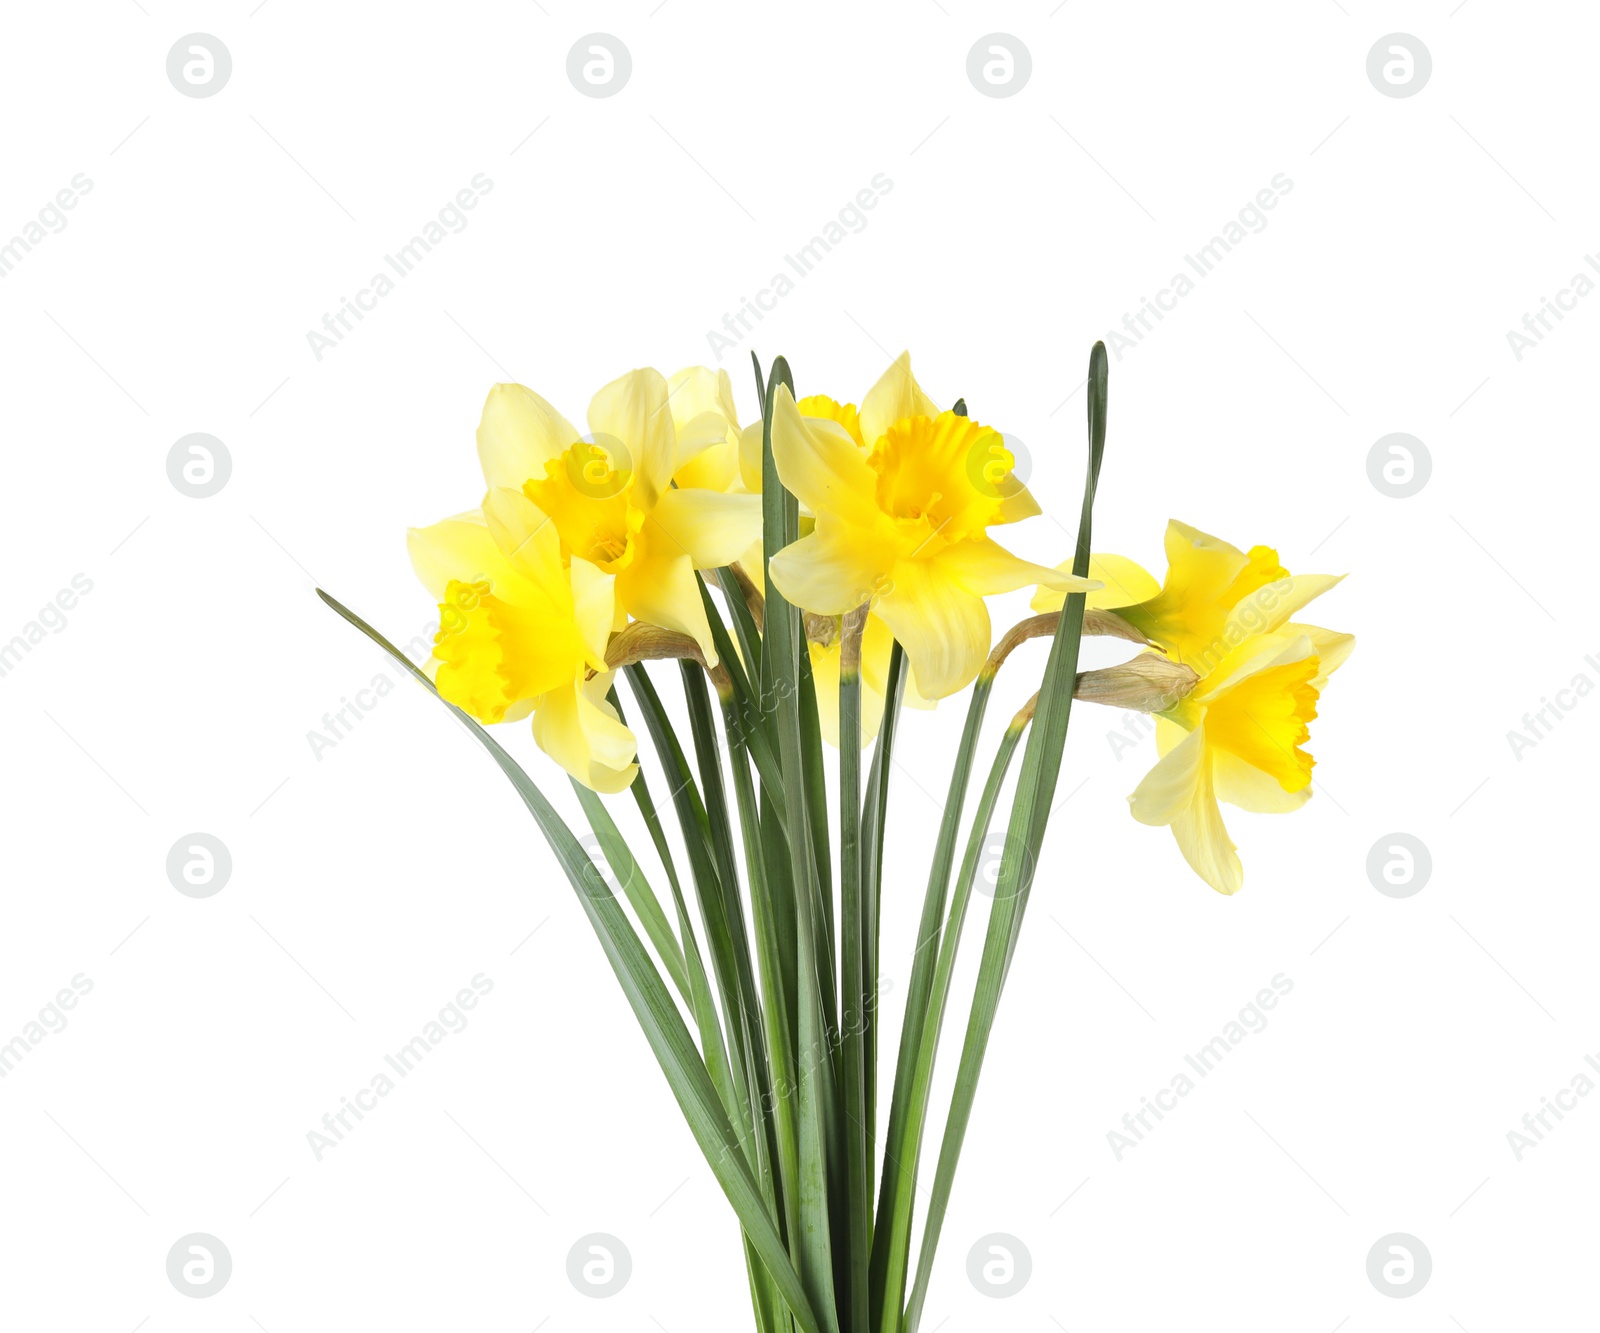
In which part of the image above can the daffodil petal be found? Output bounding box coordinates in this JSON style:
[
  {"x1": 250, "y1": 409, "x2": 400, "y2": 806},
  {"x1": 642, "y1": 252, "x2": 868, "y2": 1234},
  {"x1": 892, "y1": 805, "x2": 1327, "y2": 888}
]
[
  {"x1": 872, "y1": 557, "x2": 991, "y2": 700},
  {"x1": 737, "y1": 420, "x2": 765, "y2": 494},
  {"x1": 1090, "y1": 554, "x2": 1162, "y2": 610},
  {"x1": 859, "y1": 350, "x2": 940, "y2": 449},
  {"x1": 1163, "y1": 519, "x2": 1250, "y2": 586},
  {"x1": 533, "y1": 672, "x2": 638, "y2": 794},
  {"x1": 935, "y1": 537, "x2": 1098, "y2": 598},
  {"x1": 407, "y1": 512, "x2": 521, "y2": 603},
  {"x1": 481, "y1": 487, "x2": 567, "y2": 603},
  {"x1": 1285, "y1": 624, "x2": 1355, "y2": 686},
  {"x1": 1169, "y1": 773, "x2": 1243, "y2": 894},
  {"x1": 1032, "y1": 553, "x2": 1160, "y2": 614},
  {"x1": 667, "y1": 366, "x2": 738, "y2": 466},
  {"x1": 770, "y1": 386, "x2": 883, "y2": 528},
  {"x1": 768, "y1": 527, "x2": 889, "y2": 618},
  {"x1": 615, "y1": 535, "x2": 717, "y2": 664},
  {"x1": 477, "y1": 383, "x2": 581, "y2": 492},
  {"x1": 1128, "y1": 723, "x2": 1243, "y2": 895},
  {"x1": 649, "y1": 487, "x2": 763, "y2": 570},
  {"x1": 1199, "y1": 631, "x2": 1319, "y2": 701},
  {"x1": 735, "y1": 537, "x2": 765, "y2": 595},
  {"x1": 992, "y1": 481, "x2": 1043, "y2": 525},
  {"x1": 1224, "y1": 573, "x2": 1345, "y2": 642},
  {"x1": 1213, "y1": 748, "x2": 1312, "y2": 814},
  {"x1": 569, "y1": 556, "x2": 616, "y2": 671},
  {"x1": 1129, "y1": 720, "x2": 1207, "y2": 825},
  {"x1": 589, "y1": 368, "x2": 676, "y2": 513}
]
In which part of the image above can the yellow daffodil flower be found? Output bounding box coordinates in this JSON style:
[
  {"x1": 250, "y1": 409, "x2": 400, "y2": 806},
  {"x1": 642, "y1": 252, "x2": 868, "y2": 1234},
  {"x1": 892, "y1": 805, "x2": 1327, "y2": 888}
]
[
  {"x1": 1128, "y1": 623, "x2": 1354, "y2": 894},
  {"x1": 1032, "y1": 519, "x2": 1342, "y2": 675},
  {"x1": 477, "y1": 368, "x2": 762, "y2": 665},
  {"x1": 408, "y1": 488, "x2": 638, "y2": 793},
  {"x1": 766, "y1": 354, "x2": 1096, "y2": 699},
  {"x1": 1038, "y1": 519, "x2": 1353, "y2": 893}
]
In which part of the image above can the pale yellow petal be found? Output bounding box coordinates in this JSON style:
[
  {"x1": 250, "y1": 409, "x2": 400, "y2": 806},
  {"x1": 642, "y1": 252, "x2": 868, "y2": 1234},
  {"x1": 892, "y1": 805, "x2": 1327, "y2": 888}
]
[
  {"x1": 1223, "y1": 573, "x2": 1345, "y2": 643},
  {"x1": 872, "y1": 557, "x2": 991, "y2": 700},
  {"x1": 1213, "y1": 748, "x2": 1312, "y2": 814},
  {"x1": 770, "y1": 386, "x2": 882, "y2": 528},
  {"x1": 589, "y1": 368, "x2": 676, "y2": 513},
  {"x1": 991, "y1": 477, "x2": 1042, "y2": 525},
  {"x1": 1285, "y1": 624, "x2": 1355, "y2": 687},
  {"x1": 737, "y1": 420, "x2": 765, "y2": 494},
  {"x1": 569, "y1": 557, "x2": 616, "y2": 671},
  {"x1": 1090, "y1": 553, "x2": 1163, "y2": 610},
  {"x1": 1163, "y1": 519, "x2": 1250, "y2": 586},
  {"x1": 1129, "y1": 720, "x2": 1207, "y2": 826},
  {"x1": 533, "y1": 672, "x2": 638, "y2": 794},
  {"x1": 615, "y1": 532, "x2": 717, "y2": 663},
  {"x1": 668, "y1": 366, "x2": 738, "y2": 459},
  {"x1": 936, "y1": 537, "x2": 1098, "y2": 598},
  {"x1": 1199, "y1": 631, "x2": 1319, "y2": 702},
  {"x1": 407, "y1": 513, "x2": 523, "y2": 603},
  {"x1": 674, "y1": 439, "x2": 741, "y2": 493},
  {"x1": 649, "y1": 487, "x2": 763, "y2": 570},
  {"x1": 481, "y1": 487, "x2": 567, "y2": 605},
  {"x1": 1031, "y1": 553, "x2": 1160, "y2": 614},
  {"x1": 1169, "y1": 770, "x2": 1243, "y2": 893},
  {"x1": 735, "y1": 537, "x2": 765, "y2": 595},
  {"x1": 477, "y1": 383, "x2": 581, "y2": 492},
  {"x1": 858, "y1": 350, "x2": 940, "y2": 449},
  {"x1": 1128, "y1": 723, "x2": 1243, "y2": 894},
  {"x1": 768, "y1": 527, "x2": 891, "y2": 618}
]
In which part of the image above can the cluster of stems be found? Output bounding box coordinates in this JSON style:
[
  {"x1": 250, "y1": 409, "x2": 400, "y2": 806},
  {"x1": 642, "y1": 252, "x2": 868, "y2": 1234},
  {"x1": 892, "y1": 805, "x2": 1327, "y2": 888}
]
[{"x1": 322, "y1": 342, "x2": 1132, "y2": 1333}]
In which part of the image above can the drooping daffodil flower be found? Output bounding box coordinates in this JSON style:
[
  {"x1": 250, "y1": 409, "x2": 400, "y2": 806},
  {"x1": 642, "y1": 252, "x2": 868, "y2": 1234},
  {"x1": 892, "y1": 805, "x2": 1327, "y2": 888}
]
[
  {"x1": 1032, "y1": 519, "x2": 1343, "y2": 675},
  {"x1": 1128, "y1": 623, "x2": 1354, "y2": 894},
  {"x1": 1034, "y1": 520, "x2": 1352, "y2": 893}
]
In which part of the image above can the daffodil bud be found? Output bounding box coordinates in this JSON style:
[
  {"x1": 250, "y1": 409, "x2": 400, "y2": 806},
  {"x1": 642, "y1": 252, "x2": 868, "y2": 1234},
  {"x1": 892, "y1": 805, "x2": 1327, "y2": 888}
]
[{"x1": 1075, "y1": 654, "x2": 1200, "y2": 713}]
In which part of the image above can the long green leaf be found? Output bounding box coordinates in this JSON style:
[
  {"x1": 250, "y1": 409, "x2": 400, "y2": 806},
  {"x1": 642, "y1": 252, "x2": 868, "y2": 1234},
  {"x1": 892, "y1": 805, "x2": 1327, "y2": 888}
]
[
  {"x1": 698, "y1": 572, "x2": 788, "y2": 825},
  {"x1": 572, "y1": 779, "x2": 691, "y2": 1005},
  {"x1": 315, "y1": 589, "x2": 823, "y2": 1333},
  {"x1": 727, "y1": 720, "x2": 803, "y2": 1268},
  {"x1": 757, "y1": 354, "x2": 842, "y2": 1333},
  {"x1": 625, "y1": 665, "x2": 765, "y2": 1182},
  {"x1": 836, "y1": 614, "x2": 870, "y2": 1331},
  {"x1": 607, "y1": 684, "x2": 786, "y2": 1333},
  {"x1": 681, "y1": 662, "x2": 779, "y2": 1192},
  {"x1": 860, "y1": 641, "x2": 906, "y2": 1167},
  {"x1": 870, "y1": 675, "x2": 993, "y2": 1330},
  {"x1": 902, "y1": 342, "x2": 1109, "y2": 1332},
  {"x1": 872, "y1": 694, "x2": 1029, "y2": 1333}
]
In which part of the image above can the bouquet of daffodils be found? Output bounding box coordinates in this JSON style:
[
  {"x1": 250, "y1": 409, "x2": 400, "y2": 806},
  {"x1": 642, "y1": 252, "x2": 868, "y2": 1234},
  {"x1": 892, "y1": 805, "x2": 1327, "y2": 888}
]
[{"x1": 322, "y1": 344, "x2": 1350, "y2": 1331}]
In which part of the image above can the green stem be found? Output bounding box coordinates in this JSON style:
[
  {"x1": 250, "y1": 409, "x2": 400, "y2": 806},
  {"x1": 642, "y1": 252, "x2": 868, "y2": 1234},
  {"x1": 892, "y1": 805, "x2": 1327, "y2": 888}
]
[
  {"x1": 837, "y1": 609, "x2": 871, "y2": 1332},
  {"x1": 873, "y1": 698, "x2": 1032, "y2": 1333},
  {"x1": 869, "y1": 674, "x2": 994, "y2": 1330},
  {"x1": 860, "y1": 642, "x2": 907, "y2": 1179},
  {"x1": 757, "y1": 354, "x2": 842, "y2": 1333},
  {"x1": 727, "y1": 718, "x2": 803, "y2": 1265}
]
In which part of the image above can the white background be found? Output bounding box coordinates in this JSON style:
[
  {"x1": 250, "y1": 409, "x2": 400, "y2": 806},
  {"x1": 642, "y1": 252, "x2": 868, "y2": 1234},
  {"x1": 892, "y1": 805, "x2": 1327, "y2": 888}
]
[{"x1": 1, "y1": 2, "x2": 1594, "y2": 1328}]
